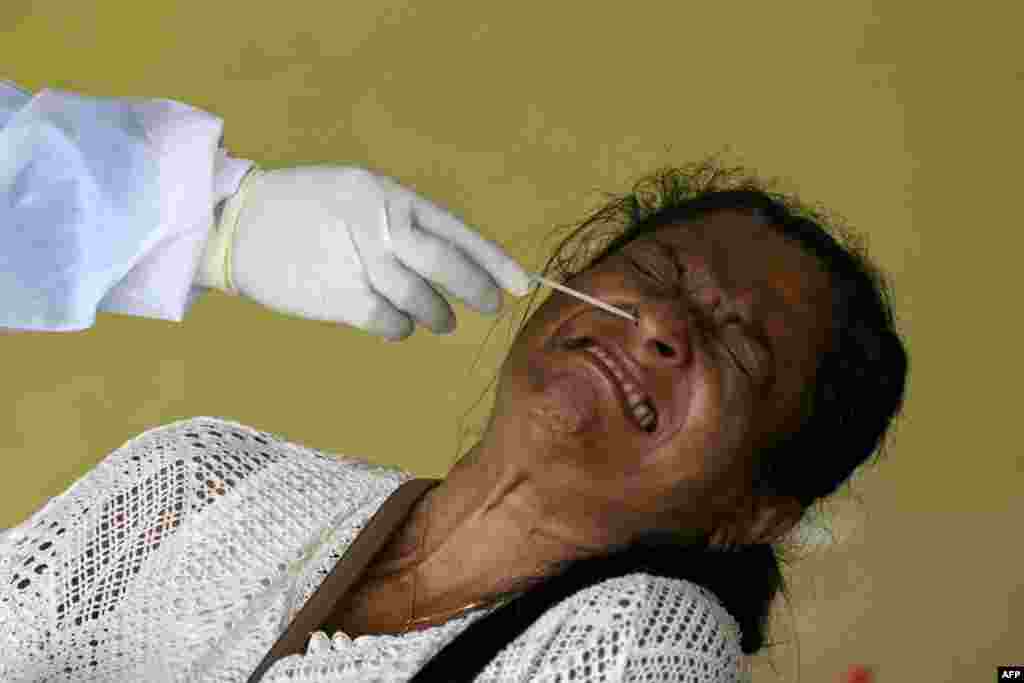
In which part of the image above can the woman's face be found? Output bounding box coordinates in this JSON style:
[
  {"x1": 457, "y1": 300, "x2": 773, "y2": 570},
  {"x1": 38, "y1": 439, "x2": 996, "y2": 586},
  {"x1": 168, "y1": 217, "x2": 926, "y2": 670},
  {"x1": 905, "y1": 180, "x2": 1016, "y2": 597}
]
[{"x1": 485, "y1": 209, "x2": 836, "y2": 538}]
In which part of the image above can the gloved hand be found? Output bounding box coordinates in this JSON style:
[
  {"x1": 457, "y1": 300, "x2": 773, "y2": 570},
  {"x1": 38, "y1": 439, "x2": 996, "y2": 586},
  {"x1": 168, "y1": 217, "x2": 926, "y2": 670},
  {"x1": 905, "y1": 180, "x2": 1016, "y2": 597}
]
[{"x1": 198, "y1": 165, "x2": 532, "y2": 341}]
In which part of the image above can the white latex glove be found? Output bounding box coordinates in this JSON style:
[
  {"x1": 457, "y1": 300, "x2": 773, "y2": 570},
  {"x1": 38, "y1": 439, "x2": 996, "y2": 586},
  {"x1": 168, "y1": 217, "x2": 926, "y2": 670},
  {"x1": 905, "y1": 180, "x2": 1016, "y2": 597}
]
[{"x1": 198, "y1": 166, "x2": 532, "y2": 341}]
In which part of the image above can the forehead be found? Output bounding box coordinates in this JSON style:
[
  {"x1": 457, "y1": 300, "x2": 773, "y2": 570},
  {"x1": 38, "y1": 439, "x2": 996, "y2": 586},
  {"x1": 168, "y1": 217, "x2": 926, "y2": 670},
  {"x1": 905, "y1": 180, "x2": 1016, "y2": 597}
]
[{"x1": 641, "y1": 209, "x2": 830, "y2": 321}]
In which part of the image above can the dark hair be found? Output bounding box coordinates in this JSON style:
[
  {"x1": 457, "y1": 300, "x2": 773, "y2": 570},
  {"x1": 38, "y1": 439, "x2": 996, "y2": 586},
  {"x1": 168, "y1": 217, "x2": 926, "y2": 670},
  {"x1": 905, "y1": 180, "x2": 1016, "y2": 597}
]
[{"x1": 410, "y1": 153, "x2": 910, "y2": 680}]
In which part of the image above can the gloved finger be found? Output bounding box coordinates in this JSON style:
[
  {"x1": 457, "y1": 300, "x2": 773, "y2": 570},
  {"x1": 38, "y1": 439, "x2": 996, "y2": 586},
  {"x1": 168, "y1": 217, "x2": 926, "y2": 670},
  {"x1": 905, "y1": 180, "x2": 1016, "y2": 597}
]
[
  {"x1": 364, "y1": 253, "x2": 456, "y2": 335},
  {"x1": 409, "y1": 195, "x2": 532, "y2": 298},
  {"x1": 361, "y1": 297, "x2": 416, "y2": 341},
  {"x1": 321, "y1": 282, "x2": 415, "y2": 341},
  {"x1": 390, "y1": 215, "x2": 504, "y2": 315}
]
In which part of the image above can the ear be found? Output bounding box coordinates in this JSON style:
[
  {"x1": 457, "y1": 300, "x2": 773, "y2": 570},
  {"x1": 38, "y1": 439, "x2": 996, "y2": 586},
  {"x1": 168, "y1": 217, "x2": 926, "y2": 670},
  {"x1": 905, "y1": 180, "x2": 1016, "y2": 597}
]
[
  {"x1": 743, "y1": 495, "x2": 804, "y2": 545},
  {"x1": 709, "y1": 495, "x2": 804, "y2": 547}
]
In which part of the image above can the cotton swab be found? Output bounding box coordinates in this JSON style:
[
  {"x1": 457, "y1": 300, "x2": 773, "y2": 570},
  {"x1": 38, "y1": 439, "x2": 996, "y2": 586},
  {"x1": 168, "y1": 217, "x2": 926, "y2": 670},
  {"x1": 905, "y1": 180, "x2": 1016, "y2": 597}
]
[{"x1": 530, "y1": 274, "x2": 638, "y2": 324}]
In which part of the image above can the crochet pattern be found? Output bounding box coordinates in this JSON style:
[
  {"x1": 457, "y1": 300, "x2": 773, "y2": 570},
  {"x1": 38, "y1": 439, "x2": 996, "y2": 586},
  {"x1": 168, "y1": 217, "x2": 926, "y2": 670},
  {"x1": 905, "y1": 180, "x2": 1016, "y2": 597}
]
[{"x1": 1, "y1": 417, "x2": 748, "y2": 681}]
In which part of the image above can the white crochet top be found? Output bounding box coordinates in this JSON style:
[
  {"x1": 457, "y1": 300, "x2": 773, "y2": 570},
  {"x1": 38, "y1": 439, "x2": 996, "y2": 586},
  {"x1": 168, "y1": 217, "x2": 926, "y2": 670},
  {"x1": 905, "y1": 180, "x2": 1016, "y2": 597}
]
[{"x1": 0, "y1": 416, "x2": 750, "y2": 682}]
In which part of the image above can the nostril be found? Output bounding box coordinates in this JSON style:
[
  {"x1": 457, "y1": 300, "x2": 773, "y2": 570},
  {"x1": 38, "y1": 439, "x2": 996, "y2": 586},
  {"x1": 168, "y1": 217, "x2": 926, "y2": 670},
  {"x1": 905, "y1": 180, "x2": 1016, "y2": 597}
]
[
  {"x1": 654, "y1": 341, "x2": 675, "y2": 357},
  {"x1": 563, "y1": 336, "x2": 592, "y2": 350}
]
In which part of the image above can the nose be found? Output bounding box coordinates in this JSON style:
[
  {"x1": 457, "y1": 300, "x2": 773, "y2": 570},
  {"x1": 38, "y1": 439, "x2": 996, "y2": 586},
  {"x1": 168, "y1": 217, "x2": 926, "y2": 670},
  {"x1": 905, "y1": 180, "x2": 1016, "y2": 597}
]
[
  {"x1": 632, "y1": 300, "x2": 697, "y2": 368},
  {"x1": 632, "y1": 278, "x2": 729, "y2": 368}
]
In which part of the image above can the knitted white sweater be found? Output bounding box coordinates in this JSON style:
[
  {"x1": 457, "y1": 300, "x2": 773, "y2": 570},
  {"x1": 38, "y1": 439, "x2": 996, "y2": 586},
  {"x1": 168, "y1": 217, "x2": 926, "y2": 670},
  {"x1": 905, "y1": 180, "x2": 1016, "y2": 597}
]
[{"x1": 0, "y1": 416, "x2": 750, "y2": 682}]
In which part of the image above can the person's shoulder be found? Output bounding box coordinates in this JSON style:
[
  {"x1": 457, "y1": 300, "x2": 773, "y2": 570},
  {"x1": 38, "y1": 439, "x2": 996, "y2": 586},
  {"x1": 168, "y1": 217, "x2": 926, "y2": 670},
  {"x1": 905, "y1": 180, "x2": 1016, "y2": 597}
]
[
  {"x1": 529, "y1": 573, "x2": 746, "y2": 681},
  {"x1": 136, "y1": 416, "x2": 412, "y2": 473},
  {"x1": 130, "y1": 415, "x2": 289, "y2": 446},
  {"x1": 587, "y1": 573, "x2": 745, "y2": 657},
  {"x1": 120, "y1": 416, "x2": 415, "y2": 518}
]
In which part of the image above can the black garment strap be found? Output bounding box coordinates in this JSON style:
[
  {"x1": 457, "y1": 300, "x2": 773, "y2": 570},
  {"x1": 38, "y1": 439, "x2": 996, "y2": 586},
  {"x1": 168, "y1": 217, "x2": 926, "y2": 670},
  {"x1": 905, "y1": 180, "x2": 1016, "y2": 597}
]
[{"x1": 246, "y1": 477, "x2": 441, "y2": 682}]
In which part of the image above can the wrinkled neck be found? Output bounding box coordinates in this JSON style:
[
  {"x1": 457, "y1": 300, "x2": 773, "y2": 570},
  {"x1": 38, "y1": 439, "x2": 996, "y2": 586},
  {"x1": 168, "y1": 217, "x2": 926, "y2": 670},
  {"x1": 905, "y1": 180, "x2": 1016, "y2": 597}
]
[{"x1": 379, "y1": 440, "x2": 594, "y2": 619}]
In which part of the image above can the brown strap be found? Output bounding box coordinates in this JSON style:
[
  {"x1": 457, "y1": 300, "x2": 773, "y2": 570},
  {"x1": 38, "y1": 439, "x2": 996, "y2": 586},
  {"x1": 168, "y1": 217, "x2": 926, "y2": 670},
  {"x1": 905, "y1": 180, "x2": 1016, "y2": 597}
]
[{"x1": 246, "y1": 477, "x2": 441, "y2": 683}]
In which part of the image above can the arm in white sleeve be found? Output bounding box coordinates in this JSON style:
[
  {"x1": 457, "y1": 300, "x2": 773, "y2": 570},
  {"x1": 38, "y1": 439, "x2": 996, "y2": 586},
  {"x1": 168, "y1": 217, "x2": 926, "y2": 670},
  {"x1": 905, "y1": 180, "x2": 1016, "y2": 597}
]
[{"x1": 0, "y1": 80, "x2": 254, "y2": 331}]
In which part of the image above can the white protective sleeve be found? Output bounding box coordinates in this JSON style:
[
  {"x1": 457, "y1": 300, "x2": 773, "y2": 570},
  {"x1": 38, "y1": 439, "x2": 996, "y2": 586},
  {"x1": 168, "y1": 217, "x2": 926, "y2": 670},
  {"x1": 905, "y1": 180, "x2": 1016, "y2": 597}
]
[{"x1": 0, "y1": 80, "x2": 254, "y2": 331}]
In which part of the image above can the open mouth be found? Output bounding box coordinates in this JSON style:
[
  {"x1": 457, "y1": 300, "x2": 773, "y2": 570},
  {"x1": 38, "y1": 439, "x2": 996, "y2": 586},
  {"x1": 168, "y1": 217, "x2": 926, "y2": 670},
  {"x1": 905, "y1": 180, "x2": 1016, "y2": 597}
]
[{"x1": 562, "y1": 337, "x2": 658, "y2": 433}]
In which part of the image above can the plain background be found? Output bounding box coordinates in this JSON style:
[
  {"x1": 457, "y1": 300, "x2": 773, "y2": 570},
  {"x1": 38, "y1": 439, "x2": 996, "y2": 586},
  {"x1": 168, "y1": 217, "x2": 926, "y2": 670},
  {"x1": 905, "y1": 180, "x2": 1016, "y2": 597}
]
[{"x1": 1, "y1": 1, "x2": 1018, "y2": 680}]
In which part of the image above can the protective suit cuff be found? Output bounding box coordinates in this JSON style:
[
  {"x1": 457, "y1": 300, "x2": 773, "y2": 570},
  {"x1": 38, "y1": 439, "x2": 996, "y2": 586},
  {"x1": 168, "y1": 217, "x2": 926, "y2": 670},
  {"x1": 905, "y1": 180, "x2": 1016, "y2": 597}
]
[{"x1": 198, "y1": 166, "x2": 263, "y2": 295}]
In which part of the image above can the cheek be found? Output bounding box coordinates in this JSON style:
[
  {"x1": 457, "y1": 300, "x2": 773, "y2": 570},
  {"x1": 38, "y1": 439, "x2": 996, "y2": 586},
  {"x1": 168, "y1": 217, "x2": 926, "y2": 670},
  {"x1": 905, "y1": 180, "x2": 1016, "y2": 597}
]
[
  {"x1": 495, "y1": 329, "x2": 556, "y2": 406},
  {"x1": 652, "y1": 360, "x2": 759, "y2": 482}
]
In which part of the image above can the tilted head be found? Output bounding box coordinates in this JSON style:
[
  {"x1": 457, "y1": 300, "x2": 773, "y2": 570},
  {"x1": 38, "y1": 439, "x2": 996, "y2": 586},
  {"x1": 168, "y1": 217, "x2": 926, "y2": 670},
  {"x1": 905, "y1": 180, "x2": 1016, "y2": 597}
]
[
  {"x1": 433, "y1": 158, "x2": 909, "y2": 663},
  {"x1": 486, "y1": 207, "x2": 835, "y2": 548}
]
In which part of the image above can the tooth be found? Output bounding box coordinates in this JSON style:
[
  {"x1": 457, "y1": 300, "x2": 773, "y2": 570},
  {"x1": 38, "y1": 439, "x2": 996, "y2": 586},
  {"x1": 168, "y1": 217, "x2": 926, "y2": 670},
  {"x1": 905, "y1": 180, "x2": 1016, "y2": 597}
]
[
  {"x1": 586, "y1": 347, "x2": 656, "y2": 429},
  {"x1": 631, "y1": 402, "x2": 652, "y2": 419},
  {"x1": 631, "y1": 401, "x2": 656, "y2": 430},
  {"x1": 588, "y1": 348, "x2": 651, "y2": 409}
]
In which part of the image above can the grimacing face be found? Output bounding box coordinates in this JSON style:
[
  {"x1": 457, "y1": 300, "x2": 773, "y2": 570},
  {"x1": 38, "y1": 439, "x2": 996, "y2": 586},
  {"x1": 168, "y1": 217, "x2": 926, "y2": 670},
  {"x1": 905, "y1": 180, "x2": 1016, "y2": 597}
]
[{"x1": 484, "y1": 210, "x2": 836, "y2": 543}]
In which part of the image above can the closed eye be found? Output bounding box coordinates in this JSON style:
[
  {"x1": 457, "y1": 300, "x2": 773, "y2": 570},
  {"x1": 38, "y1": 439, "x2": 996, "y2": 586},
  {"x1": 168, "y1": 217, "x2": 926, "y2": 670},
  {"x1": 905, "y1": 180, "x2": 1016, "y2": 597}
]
[
  {"x1": 628, "y1": 251, "x2": 763, "y2": 378},
  {"x1": 721, "y1": 325, "x2": 756, "y2": 378},
  {"x1": 629, "y1": 257, "x2": 657, "y2": 280}
]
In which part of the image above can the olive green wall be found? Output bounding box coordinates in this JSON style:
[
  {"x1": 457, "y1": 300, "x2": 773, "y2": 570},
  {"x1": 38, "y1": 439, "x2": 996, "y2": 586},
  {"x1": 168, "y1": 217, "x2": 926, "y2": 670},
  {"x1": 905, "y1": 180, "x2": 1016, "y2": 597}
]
[{"x1": 2, "y1": 1, "x2": 1017, "y2": 680}]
